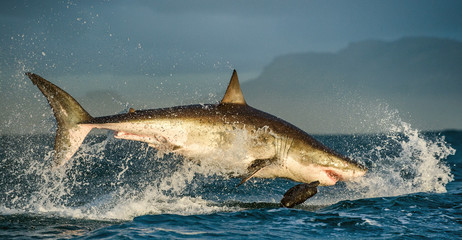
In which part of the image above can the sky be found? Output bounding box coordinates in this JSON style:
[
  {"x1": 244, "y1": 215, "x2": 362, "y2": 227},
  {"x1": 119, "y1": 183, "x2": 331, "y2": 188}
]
[{"x1": 1, "y1": 0, "x2": 462, "y2": 134}]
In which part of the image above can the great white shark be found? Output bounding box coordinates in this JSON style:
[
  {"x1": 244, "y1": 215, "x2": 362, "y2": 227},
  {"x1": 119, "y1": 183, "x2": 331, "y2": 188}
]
[{"x1": 26, "y1": 70, "x2": 367, "y2": 207}]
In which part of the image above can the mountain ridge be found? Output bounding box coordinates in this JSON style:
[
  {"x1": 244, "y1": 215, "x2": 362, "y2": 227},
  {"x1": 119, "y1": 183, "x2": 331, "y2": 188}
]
[{"x1": 242, "y1": 37, "x2": 462, "y2": 134}]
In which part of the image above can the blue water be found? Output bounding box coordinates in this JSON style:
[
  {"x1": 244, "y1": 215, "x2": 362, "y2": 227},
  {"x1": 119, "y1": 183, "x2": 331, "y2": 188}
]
[{"x1": 1, "y1": 127, "x2": 460, "y2": 239}]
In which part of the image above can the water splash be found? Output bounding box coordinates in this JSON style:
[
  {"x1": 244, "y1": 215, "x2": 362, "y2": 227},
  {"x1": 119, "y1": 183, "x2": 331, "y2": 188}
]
[
  {"x1": 0, "y1": 134, "x2": 238, "y2": 221},
  {"x1": 345, "y1": 104, "x2": 455, "y2": 199}
]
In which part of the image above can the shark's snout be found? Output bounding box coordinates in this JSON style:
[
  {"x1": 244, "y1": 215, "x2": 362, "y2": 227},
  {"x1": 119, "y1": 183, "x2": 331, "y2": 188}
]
[{"x1": 333, "y1": 166, "x2": 367, "y2": 181}]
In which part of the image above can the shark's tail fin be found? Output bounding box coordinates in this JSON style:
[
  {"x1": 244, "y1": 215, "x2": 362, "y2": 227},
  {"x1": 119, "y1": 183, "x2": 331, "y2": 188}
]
[{"x1": 26, "y1": 72, "x2": 94, "y2": 167}]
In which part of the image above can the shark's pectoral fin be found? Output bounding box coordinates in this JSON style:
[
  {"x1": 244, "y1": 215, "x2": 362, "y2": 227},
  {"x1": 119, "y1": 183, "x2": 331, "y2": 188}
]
[
  {"x1": 237, "y1": 158, "x2": 276, "y2": 187},
  {"x1": 280, "y1": 181, "x2": 320, "y2": 208}
]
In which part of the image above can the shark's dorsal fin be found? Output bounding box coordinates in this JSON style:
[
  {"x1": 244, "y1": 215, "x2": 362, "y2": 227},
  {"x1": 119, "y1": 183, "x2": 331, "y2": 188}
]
[{"x1": 220, "y1": 70, "x2": 247, "y2": 105}]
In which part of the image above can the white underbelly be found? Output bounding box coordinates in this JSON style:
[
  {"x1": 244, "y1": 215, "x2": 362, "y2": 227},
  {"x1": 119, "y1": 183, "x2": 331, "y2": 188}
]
[{"x1": 84, "y1": 120, "x2": 269, "y2": 173}]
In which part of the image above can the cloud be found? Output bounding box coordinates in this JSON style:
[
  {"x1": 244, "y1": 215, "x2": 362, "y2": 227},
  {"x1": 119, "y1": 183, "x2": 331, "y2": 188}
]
[{"x1": 243, "y1": 37, "x2": 462, "y2": 133}]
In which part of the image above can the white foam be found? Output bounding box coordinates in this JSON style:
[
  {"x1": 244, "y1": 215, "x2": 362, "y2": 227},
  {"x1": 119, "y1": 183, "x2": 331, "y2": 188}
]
[{"x1": 345, "y1": 104, "x2": 455, "y2": 199}]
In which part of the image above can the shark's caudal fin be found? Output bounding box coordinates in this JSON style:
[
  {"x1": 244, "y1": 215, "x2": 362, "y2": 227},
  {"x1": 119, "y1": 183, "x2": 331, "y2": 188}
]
[{"x1": 26, "y1": 73, "x2": 93, "y2": 167}]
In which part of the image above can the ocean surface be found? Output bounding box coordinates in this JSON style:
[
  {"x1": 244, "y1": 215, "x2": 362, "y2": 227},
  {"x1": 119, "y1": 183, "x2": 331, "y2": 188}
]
[{"x1": 0, "y1": 125, "x2": 460, "y2": 239}]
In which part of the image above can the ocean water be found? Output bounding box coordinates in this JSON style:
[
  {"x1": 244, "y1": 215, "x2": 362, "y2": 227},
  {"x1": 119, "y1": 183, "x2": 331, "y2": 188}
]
[{"x1": 0, "y1": 121, "x2": 460, "y2": 239}]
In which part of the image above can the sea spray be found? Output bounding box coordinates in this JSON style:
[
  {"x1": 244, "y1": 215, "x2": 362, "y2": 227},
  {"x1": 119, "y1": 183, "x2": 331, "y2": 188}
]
[
  {"x1": 0, "y1": 133, "x2": 238, "y2": 220},
  {"x1": 345, "y1": 105, "x2": 455, "y2": 199}
]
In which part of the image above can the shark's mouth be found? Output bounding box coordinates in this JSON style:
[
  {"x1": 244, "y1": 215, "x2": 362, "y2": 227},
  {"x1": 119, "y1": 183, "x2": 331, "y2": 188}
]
[{"x1": 325, "y1": 170, "x2": 343, "y2": 184}]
